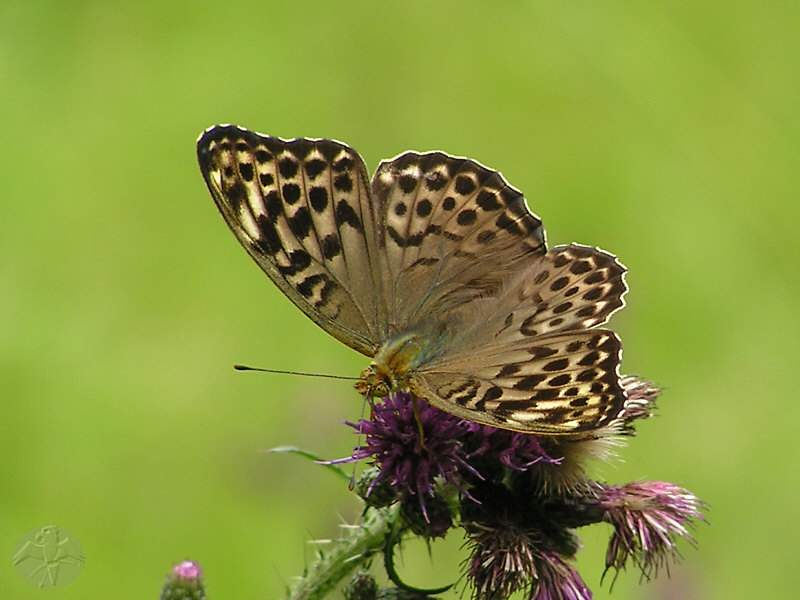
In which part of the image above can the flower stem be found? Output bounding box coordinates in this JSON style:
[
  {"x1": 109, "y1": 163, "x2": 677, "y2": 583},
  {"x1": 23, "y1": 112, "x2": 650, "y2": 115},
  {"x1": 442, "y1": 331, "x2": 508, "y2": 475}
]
[{"x1": 286, "y1": 504, "x2": 402, "y2": 600}]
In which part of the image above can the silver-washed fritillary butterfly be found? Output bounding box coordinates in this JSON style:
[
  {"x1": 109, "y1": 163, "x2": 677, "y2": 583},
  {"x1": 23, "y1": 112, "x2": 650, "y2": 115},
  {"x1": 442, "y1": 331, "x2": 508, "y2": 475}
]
[{"x1": 197, "y1": 125, "x2": 629, "y2": 436}]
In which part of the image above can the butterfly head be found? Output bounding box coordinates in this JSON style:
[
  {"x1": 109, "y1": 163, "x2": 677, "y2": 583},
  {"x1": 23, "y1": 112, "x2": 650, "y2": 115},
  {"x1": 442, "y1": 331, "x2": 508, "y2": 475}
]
[
  {"x1": 355, "y1": 332, "x2": 428, "y2": 398},
  {"x1": 355, "y1": 364, "x2": 394, "y2": 398}
]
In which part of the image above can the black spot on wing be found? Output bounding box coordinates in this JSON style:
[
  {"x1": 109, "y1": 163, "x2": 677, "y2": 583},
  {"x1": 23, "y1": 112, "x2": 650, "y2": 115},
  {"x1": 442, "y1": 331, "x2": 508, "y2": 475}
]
[
  {"x1": 543, "y1": 358, "x2": 569, "y2": 372},
  {"x1": 334, "y1": 173, "x2": 353, "y2": 192},
  {"x1": 333, "y1": 156, "x2": 354, "y2": 172},
  {"x1": 309, "y1": 186, "x2": 329, "y2": 212},
  {"x1": 457, "y1": 209, "x2": 477, "y2": 226},
  {"x1": 495, "y1": 213, "x2": 522, "y2": 235},
  {"x1": 304, "y1": 158, "x2": 326, "y2": 179},
  {"x1": 534, "y1": 387, "x2": 559, "y2": 401},
  {"x1": 548, "y1": 373, "x2": 571, "y2": 386},
  {"x1": 290, "y1": 139, "x2": 314, "y2": 160},
  {"x1": 278, "y1": 249, "x2": 312, "y2": 275},
  {"x1": 585, "y1": 271, "x2": 605, "y2": 284},
  {"x1": 278, "y1": 157, "x2": 299, "y2": 179},
  {"x1": 335, "y1": 200, "x2": 364, "y2": 232},
  {"x1": 264, "y1": 190, "x2": 282, "y2": 222},
  {"x1": 399, "y1": 175, "x2": 417, "y2": 193},
  {"x1": 481, "y1": 386, "x2": 503, "y2": 402},
  {"x1": 570, "y1": 260, "x2": 592, "y2": 274},
  {"x1": 583, "y1": 288, "x2": 603, "y2": 301},
  {"x1": 225, "y1": 181, "x2": 246, "y2": 213},
  {"x1": 553, "y1": 302, "x2": 573, "y2": 314},
  {"x1": 321, "y1": 234, "x2": 341, "y2": 259},
  {"x1": 455, "y1": 175, "x2": 476, "y2": 195},
  {"x1": 238, "y1": 163, "x2": 254, "y2": 182},
  {"x1": 254, "y1": 214, "x2": 282, "y2": 255},
  {"x1": 288, "y1": 206, "x2": 312, "y2": 238},
  {"x1": 513, "y1": 374, "x2": 547, "y2": 390},
  {"x1": 416, "y1": 199, "x2": 433, "y2": 217},
  {"x1": 296, "y1": 273, "x2": 326, "y2": 298},
  {"x1": 476, "y1": 190, "x2": 501, "y2": 211},
  {"x1": 578, "y1": 351, "x2": 600, "y2": 367},
  {"x1": 282, "y1": 183, "x2": 301, "y2": 204},
  {"x1": 528, "y1": 346, "x2": 559, "y2": 360}
]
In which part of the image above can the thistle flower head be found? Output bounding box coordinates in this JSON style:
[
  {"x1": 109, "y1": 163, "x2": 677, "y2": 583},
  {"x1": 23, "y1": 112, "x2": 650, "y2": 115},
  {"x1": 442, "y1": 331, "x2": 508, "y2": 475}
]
[
  {"x1": 600, "y1": 481, "x2": 707, "y2": 580},
  {"x1": 160, "y1": 560, "x2": 205, "y2": 600},
  {"x1": 530, "y1": 551, "x2": 593, "y2": 600},
  {"x1": 173, "y1": 561, "x2": 201, "y2": 580},
  {"x1": 343, "y1": 392, "x2": 475, "y2": 520},
  {"x1": 466, "y1": 424, "x2": 561, "y2": 476},
  {"x1": 609, "y1": 376, "x2": 660, "y2": 434},
  {"x1": 465, "y1": 520, "x2": 590, "y2": 600},
  {"x1": 466, "y1": 521, "x2": 539, "y2": 600},
  {"x1": 331, "y1": 380, "x2": 705, "y2": 599}
]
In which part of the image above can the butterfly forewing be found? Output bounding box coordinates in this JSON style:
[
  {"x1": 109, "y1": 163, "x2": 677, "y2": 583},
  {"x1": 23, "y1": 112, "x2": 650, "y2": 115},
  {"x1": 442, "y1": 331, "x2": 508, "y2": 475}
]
[
  {"x1": 197, "y1": 126, "x2": 383, "y2": 356},
  {"x1": 371, "y1": 151, "x2": 546, "y2": 332}
]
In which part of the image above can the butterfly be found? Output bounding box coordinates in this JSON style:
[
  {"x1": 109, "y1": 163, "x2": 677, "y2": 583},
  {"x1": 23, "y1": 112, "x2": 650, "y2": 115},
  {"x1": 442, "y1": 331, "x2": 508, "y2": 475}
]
[{"x1": 197, "y1": 125, "x2": 629, "y2": 436}]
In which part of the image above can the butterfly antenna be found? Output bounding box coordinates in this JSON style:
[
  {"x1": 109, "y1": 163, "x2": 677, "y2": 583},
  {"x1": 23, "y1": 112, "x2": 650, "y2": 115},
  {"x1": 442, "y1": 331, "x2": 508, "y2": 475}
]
[{"x1": 233, "y1": 365, "x2": 358, "y2": 381}]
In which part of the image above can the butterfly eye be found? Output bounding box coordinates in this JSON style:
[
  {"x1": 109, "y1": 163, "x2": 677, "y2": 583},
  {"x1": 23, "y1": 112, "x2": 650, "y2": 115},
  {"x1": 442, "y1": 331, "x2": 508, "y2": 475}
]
[
  {"x1": 372, "y1": 382, "x2": 390, "y2": 398},
  {"x1": 356, "y1": 366, "x2": 389, "y2": 398}
]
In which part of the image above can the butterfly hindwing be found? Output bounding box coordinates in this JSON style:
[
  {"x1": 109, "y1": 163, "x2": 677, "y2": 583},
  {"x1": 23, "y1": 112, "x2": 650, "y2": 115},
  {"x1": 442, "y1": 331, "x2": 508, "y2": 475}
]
[
  {"x1": 515, "y1": 244, "x2": 627, "y2": 334},
  {"x1": 442, "y1": 244, "x2": 627, "y2": 356},
  {"x1": 409, "y1": 244, "x2": 628, "y2": 434},
  {"x1": 410, "y1": 329, "x2": 625, "y2": 434}
]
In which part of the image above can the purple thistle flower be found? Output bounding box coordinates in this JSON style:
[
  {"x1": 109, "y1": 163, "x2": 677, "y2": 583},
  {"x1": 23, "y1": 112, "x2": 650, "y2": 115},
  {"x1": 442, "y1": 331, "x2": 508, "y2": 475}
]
[
  {"x1": 466, "y1": 521, "x2": 539, "y2": 600},
  {"x1": 600, "y1": 481, "x2": 706, "y2": 580},
  {"x1": 466, "y1": 424, "x2": 561, "y2": 472},
  {"x1": 330, "y1": 380, "x2": 705, "y2": 596},
  {"x1": 172, "y1": 560, "x2": 202, "y2": 580},
  {"x1": 160, "y1": 560, "x2": 205, "y2": 600},
  {"x1": 604, "y1": 376, "x2": 660, "y2": 435},
  {"x1": 341, "y1": 392, "x2": 476, "y2": 520},
  {"x1": 530, "y1": 551, "x2": 592, "y2": 600},
  {"x1": 465, "y1": 521, "x2": 590, "y2": 600}
]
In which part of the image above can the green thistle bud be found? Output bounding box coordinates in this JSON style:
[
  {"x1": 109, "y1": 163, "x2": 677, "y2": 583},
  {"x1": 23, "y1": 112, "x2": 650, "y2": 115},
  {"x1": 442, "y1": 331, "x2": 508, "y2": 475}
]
[
  {"x1": 344, "y1": 569, "x2": 378, "y2": 600},
  {"x1": 400, "y1": 494, "x2": 453, "y2": 539},
  {"x1": 159, "y1": 561, "x2": 205, "y2": 600},
  {"x1": 355, "y1": 467, "x2": 398, "y2": 509}
]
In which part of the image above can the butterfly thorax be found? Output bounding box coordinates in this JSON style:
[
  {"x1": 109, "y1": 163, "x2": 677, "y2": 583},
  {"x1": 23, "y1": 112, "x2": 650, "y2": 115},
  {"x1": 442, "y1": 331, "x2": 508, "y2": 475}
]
[{"x1": 355, "y1": 332, "x2": 432, "y2": 398}]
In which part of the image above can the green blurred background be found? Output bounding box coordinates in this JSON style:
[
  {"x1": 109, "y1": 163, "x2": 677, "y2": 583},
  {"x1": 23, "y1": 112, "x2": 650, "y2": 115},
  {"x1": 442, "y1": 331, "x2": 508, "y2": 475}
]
[{"x1": 2, "y1": 2, "x2": 798, "y2": 599}]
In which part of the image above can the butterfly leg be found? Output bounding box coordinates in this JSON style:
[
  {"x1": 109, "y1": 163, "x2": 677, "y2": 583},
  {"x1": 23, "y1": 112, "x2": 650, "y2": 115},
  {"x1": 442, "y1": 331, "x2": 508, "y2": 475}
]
[{"x1": 410, "y1": 395, "x2": 429, "y2": 451}]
